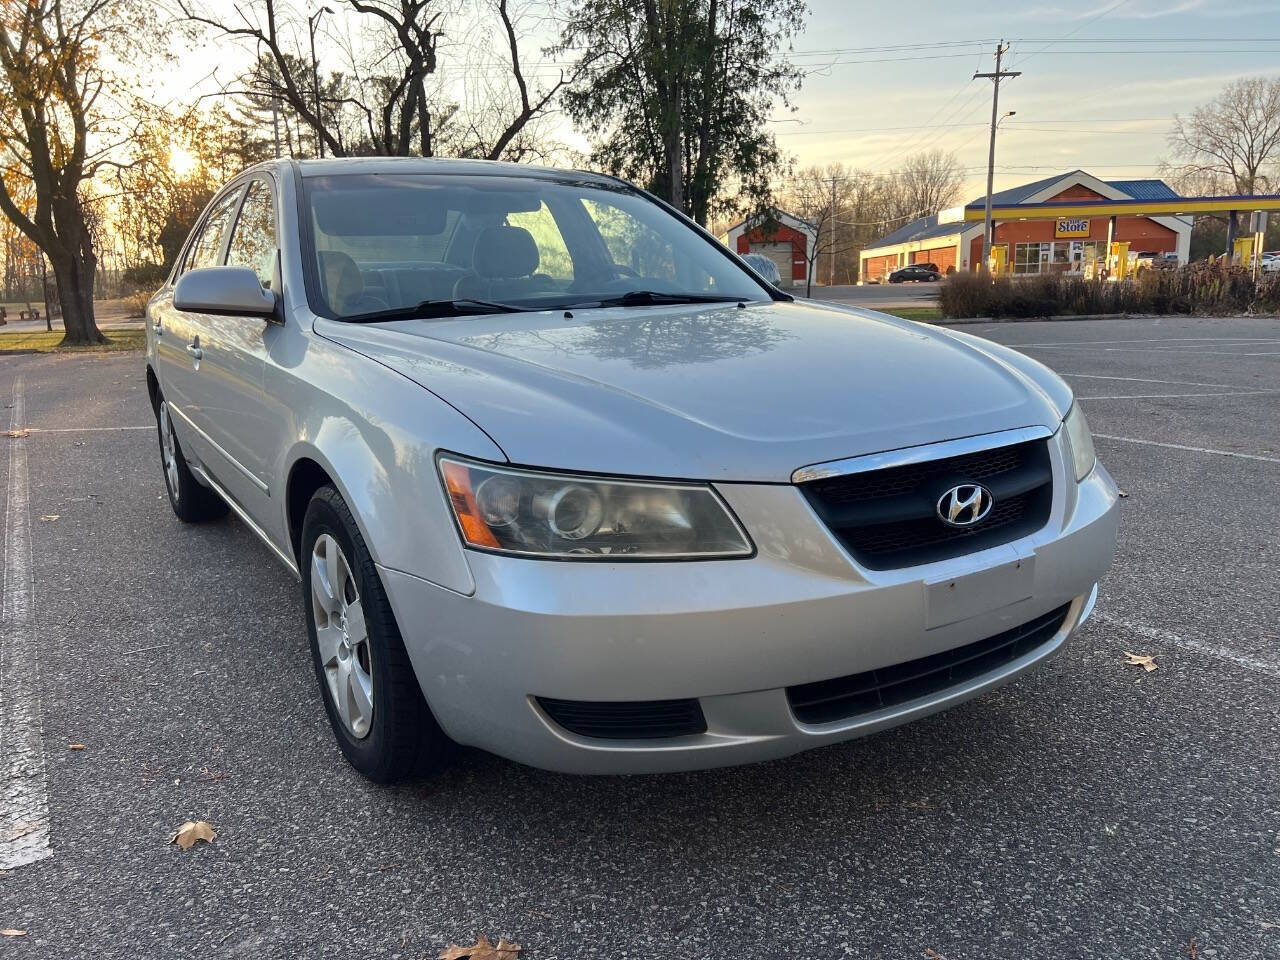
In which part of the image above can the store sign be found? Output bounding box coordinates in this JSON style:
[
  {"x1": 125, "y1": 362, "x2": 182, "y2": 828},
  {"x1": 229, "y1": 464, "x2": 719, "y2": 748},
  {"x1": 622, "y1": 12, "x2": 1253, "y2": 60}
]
[{"x1": 1055, "y1": 217, "x2": 1091, "y2": 238}]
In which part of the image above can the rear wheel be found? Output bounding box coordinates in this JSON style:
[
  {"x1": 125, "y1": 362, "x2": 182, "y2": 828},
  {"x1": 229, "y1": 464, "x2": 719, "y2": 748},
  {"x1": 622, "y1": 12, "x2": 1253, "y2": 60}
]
[
  {"x1": 156, "y1": 398, "x2": 226, "y2": 522},
  {"x1": 301, "y1": 485, "x2": 451, "y2": 782}
]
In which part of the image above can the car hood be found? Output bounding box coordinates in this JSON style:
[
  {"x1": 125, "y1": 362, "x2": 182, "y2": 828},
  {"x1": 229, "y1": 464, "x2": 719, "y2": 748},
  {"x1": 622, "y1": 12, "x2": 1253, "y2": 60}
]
[{"x1": 317, "y1": 300, "x2": 1070, "y2": 483}]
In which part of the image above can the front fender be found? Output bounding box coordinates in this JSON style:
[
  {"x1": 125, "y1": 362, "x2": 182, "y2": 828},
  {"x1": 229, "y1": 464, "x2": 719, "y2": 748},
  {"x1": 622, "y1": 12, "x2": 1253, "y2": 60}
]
[{"x1": 273, "y1": 329, "x2": 505, "y2": 597}]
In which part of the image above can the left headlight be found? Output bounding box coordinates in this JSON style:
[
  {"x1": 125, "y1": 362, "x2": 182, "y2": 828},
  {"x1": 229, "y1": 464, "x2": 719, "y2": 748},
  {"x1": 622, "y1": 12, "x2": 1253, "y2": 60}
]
[
  {"x1": 438, "y1": 456, "x2": 754, "y2": 560},
  {"x1": 1062, "y1": 403, "x2": 1096, "y2": 482}
]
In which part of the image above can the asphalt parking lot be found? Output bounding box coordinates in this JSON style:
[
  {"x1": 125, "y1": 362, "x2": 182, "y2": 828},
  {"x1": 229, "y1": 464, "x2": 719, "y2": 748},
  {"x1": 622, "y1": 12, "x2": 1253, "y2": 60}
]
[{"x1": 1, "y1": 313, "x2": 1277, "y2": 959}]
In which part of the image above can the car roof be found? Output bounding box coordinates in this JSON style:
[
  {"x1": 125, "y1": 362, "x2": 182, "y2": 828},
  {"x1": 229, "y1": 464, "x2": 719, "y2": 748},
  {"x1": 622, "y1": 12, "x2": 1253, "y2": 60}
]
[{"x1": 283, "y1": 156, "x2": 617, "y2": 185}]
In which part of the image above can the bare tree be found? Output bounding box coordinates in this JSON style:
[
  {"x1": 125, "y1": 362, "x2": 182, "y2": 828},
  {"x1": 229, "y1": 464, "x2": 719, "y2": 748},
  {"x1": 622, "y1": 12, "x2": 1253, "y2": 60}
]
[
  {"x1": 883, "y1": 149, "x2": 964, "y2": 229},
  {"x1": 779, "y1": 167, "x2": 855, "y2": 297},
  {"x1": 1168, "y1": 76, "x2": 1280, "y2": 194},
  {"x1": 181, "y1": 0, "x2": 581, "y2": 161}
]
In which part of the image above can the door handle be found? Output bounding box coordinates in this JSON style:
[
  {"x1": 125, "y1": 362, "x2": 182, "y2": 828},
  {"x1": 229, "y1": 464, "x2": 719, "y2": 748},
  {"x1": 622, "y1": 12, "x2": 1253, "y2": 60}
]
[
  {"x1": 186, "y1": 338, "x2": 202, "y2": 361},
  {"x1": 153, "y1": 317, "x2": 163, "y2": 336}
]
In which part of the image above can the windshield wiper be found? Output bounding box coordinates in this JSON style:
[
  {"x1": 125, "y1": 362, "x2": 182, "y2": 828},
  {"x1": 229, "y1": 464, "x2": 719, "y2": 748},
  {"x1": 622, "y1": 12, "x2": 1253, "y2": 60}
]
[
  {"x1": 577, "y1": 290, "x2": 746, "y2": 309},
  {"x1": 343, "y1": 298, "x2": 529, "y2": 323}
]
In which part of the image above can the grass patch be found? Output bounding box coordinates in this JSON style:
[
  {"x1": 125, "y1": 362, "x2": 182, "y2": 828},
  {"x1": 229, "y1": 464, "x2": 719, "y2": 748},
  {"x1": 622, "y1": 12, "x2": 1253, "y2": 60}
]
[
  {"x1": 879, "y1": 306, "x2": 942, "y2": 323},
  {"x1": 0, "y1": 328, "x2": 145, "y2": 354}
]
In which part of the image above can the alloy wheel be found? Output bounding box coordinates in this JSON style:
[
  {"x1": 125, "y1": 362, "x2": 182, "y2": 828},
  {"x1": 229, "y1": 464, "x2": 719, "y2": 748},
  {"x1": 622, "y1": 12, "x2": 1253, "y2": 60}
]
[
  {"x1": 159, "y1": 402, "x2": 180, "y2": 502},
  {"x1": 310, "y1": 533, "x2": 374, "y2": 739}
]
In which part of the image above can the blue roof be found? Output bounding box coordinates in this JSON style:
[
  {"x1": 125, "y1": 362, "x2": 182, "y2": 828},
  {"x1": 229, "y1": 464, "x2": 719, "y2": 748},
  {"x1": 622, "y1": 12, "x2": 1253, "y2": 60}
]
[
  {"x1": 864, "y1": 172, "x2": 1184, "y2": 252},
  {"x1": 1105, "y1": 178, "x2": 1180, "y2": 201},
  {"x1": 867, "y1": 213, "x2": 966, "y2": 249}
]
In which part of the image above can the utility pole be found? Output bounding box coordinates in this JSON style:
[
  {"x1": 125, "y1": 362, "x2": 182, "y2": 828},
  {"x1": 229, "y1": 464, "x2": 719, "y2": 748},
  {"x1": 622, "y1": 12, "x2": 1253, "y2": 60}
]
[
  {"x1": 975, "y1": 41, "x2": 1020, "y2": 274},
  {"x1": 829, "y1": 176, "x2": 838, "y2": 286}
]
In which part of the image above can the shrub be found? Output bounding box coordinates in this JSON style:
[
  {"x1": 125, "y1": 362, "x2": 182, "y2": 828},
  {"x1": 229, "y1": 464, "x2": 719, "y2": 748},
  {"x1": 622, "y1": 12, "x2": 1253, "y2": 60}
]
[{"x1": 937, "y1": 260, "x2": 1279, "y2": 319}]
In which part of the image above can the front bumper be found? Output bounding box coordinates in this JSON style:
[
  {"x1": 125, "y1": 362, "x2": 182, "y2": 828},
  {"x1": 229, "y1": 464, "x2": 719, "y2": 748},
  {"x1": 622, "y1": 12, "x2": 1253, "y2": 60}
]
[{"x1": 380, "y1": 448, "x2": 1118, "y2": 775}]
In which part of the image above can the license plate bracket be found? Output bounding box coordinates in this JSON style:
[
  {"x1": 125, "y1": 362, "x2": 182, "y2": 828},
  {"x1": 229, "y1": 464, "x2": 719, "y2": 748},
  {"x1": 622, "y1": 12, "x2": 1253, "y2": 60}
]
[{"x1": 924, "y1": 550, "x2": 1035, "y2": 629}]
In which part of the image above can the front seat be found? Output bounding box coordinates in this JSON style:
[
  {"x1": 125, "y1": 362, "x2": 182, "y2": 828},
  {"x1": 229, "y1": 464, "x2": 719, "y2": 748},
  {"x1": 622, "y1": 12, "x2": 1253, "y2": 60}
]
[
  {"x1": 318, "y1": 251, "x2": 386, "y2": 315},
  {"x1": 454, "y1": 226, "x2": 547, "y2": 301}
]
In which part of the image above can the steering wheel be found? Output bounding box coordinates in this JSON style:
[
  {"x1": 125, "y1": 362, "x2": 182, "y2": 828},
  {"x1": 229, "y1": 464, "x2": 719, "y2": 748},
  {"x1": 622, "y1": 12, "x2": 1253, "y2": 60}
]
[{"x1": 343, "y1": 293, "x2": 389, "y2": 314}]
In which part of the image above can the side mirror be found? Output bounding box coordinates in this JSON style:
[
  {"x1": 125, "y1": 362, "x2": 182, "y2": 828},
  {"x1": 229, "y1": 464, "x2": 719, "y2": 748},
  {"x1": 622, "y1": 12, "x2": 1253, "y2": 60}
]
[{"x1": 174, "y1": 266, "x2": 278, "y2": 319}]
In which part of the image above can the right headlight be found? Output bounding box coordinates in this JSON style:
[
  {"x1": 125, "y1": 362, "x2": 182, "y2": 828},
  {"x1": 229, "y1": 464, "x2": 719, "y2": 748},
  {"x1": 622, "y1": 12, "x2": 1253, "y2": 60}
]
[
  {"x1": 1062, "y1": 403, "x2": 1096, "y2": 482},
  {"x1": 438, "y1": 456, "x2": 754, "y2": 560}
]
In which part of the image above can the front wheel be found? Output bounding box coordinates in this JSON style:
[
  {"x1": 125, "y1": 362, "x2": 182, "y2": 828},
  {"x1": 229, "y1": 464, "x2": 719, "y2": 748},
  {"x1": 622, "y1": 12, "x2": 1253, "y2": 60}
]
[{"x1": 301, "y1": 485, "x2": 451, "y2": 782}]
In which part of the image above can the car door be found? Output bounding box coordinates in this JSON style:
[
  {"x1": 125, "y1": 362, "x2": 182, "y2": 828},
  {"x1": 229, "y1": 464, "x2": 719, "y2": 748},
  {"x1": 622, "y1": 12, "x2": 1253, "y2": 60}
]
[
  {"x1": 154, "y1": 185, "x2": 245, "y2": 467},
  {"x1": 181, "y1": 175, "x2": 285, "y2": 527}
]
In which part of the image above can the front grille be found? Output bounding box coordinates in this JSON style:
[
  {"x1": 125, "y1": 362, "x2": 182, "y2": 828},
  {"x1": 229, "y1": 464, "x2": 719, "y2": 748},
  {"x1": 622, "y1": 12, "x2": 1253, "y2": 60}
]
[
  {"x1": 537, "y1": 696, "x2": 707, "y2": 740},
  {"x1": 801, "y1": 437, "x2": 1053, "y2": 569},
  {"x1": 786, "y1": 604, "x2": 1071, "y2": 726}
]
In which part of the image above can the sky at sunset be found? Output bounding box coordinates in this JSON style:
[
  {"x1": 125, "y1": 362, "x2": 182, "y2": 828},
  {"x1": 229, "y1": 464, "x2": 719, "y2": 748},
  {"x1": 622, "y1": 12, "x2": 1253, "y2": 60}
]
[{"x1": 171, "y1": 0, "x2": 1280, "y2": 200}]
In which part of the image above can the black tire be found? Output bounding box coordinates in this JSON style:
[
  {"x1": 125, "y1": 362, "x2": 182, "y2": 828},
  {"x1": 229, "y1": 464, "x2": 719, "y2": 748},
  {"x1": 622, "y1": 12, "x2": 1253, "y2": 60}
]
[
  {"x1": 300, "y1": 485, "x2": 451, "y2": 782},
  {"x1": 155, "y1": 397, "x2": 227, "y2": 522}
]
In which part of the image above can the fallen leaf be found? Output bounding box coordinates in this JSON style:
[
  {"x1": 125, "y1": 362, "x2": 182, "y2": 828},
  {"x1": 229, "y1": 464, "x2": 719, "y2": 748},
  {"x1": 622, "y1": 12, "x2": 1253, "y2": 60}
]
[
  {"x1": 1117, "y1": 490, "x2": 1130, "y2": 499},
  {"x1": 169, "y1": 820, "x2": 216, "y2": 851},
  {"x1": 4, "y1": 429, "x2": 28, "y2": 439},
  {"x1": 1123, "y1": 651, "x2": 1158, "y2": 672},
  {"x1": 0, "y1": 929, "x2": 26, "y2": 937},
  {"x1": 438, "y1": 933, "x2": 521, "y2": 960},
  {"x1": 1188, "y1": 936, "x2": 1198, "y2": 959},
  {"x1": 68, "y1": 743, "x2": 85, "y2": 751},
  {"x1": 39, "y1": 515, "x2": 59, "y2": 522},
  {"x1": 925, "y1": 950, "x2": 948, "y2": 960}
]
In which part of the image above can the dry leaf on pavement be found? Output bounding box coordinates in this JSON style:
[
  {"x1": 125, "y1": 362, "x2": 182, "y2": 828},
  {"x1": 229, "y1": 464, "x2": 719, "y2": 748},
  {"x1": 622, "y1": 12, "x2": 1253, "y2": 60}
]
[
  {"x1": 0, "y1": 929, "x2": 26, "y2": 937},
  {"x1": 1117, "y1": 490, "x2": 1129, "y2": 499},
  {"x1": 4, "y1": 429, "x2": 28, "y2": 439},
  {"x1": 1123, "y1": 651, "x2": 1157, "y2": 672},
  {"x1": 68, "y1": 743, "x2": 85, "y2": 751},
  {"x1": 39, "y1": 515, "x2": 59, "y2": 522},
  {"x1": 438, "y1": 933, "x2": 521, "y2": 960},
  {"x1": 169, "y1": 820, "x2": 217, "y2": 851}
]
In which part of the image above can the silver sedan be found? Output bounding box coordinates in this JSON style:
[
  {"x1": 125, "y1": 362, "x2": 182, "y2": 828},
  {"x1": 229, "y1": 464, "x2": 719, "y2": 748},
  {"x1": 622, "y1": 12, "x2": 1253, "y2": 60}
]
[{"x1": 145, "y1": 158, "x2": 1117, "y2": 781}]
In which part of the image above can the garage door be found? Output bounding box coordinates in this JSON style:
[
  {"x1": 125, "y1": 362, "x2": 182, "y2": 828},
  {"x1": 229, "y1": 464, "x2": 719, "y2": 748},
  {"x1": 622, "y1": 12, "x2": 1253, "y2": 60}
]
[
  {"x1": 749, "y1": 242, "x2": 793, "y2": 283},
  {"x1": 913, "y1": 246, "x2": 957, "y2": 273},
  {"x1": 864, "y1": 255, "x2": 895, "y2": 281}
]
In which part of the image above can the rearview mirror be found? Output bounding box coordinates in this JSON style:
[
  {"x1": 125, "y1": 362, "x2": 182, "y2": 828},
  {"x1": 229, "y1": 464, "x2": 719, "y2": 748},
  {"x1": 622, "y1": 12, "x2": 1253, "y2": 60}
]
[{"x1": 174, "y1": 266, "x2": 277, "y2": 319}]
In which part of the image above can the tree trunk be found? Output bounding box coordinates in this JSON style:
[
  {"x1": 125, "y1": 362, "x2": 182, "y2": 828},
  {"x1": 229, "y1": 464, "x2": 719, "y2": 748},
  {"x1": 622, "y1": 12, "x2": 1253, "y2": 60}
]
[
  {"x1": 665, "y1": 84, "x2": 684, "y2": 212},
  {"x1": 51, "y1": 246, "x2": 103, "y2": 346}
]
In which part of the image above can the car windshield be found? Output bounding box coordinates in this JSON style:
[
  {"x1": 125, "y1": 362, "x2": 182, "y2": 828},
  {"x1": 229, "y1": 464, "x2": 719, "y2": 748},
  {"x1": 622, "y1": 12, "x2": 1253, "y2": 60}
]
[{"x1": 302, "y1": 173, "x2": 773, "y2": 319}]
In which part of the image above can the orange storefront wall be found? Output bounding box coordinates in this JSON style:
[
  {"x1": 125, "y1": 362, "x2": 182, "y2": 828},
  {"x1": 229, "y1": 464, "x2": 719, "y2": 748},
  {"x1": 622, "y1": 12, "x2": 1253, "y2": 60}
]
[{"x1": 965, "y1": 184, "x2": 1178, "y2": 270}]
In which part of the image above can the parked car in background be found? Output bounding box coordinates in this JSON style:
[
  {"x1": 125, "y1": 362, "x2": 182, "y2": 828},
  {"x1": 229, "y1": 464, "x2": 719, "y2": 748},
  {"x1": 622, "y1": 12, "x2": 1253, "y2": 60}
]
[
  {"x1": 888, "y1": 264, "x2": 942, "y2": 283},
  {"x1": 145, "y1": 157, "x2": 1117, "y2": 782},
  {"x1": 740, "y1": 252, "x2": 784, "y2": 288},
  {"x1": 1261, "y1": 252, "x2": 1280, "y2": 273}
]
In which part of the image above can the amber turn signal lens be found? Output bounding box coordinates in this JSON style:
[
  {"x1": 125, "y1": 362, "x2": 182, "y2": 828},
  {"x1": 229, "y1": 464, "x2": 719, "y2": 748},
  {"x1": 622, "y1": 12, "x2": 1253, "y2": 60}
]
[{"x1": 440, "y1": 459, "x2": 500, "y2": 548}]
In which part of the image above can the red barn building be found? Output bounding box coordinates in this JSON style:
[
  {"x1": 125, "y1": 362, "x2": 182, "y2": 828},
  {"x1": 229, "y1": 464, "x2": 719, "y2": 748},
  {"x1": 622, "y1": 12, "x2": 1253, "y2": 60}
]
[
  {"x1": 722, "y1": 211, "x2": 818, "y2": 289},
  {"x1": 858, "y1": 170, "x2": 1192, "y2": 283}
]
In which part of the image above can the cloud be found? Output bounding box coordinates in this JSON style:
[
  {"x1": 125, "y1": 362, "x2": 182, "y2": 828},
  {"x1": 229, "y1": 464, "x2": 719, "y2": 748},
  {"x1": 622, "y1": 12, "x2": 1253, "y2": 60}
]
[{"x1": 1017, "y1": 0, "x2": 1261, "y2": 20}]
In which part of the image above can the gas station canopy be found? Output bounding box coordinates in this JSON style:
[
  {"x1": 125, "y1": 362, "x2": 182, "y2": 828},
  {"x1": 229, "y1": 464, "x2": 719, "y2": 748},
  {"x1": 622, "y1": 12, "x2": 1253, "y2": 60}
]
[{"x1": 963, "y1": 194, "x2": 1280, "y2": 221}]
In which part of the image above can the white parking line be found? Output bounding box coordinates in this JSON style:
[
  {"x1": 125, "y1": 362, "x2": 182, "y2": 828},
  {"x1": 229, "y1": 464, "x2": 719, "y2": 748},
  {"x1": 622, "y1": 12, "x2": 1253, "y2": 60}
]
[
  {"x1": 1093, "y1": 433, "x2": 1280, "y2": 464},
  {"x1": 1021, "y1": 345, "x2": 1280, "y2": 356},
  {"x1": 0, "y1": 377, "x2": 52, "y2": 870},
  {"x1": 1016, "y1": 337, "x2": 1280, "y2": 347},
  {"x1": 1081, "y1": 390, "x2": 1280, "y2": 401},
  {"x1": 1093, "y1": 613, "x2": 1280, "y2": 680},
  {"x1": 25, "y1": 426, "x2": 151, "y2": 433},
  {"x1": 1061, "y1": 373, "x2": 1261, "y2": 389}
]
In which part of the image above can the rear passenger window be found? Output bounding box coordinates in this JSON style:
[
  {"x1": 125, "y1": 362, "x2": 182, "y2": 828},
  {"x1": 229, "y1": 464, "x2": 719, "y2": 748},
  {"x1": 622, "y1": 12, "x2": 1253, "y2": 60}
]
[
  {"x1": 226, "y1": 179, "x2": 277, "y2": 288},
  {"x1": 185, "y1": 188, "x2": 244, "y2": 273}
]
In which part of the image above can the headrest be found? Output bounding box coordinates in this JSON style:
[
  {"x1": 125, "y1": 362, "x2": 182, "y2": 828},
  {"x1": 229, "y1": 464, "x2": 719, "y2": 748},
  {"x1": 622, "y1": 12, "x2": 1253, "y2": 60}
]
[
  {"x1": 318, "y1": 250, "x2": 364, "y2": 311},
  {"x1": 472, "y1": 226, "x2": 539, "y2": 280}
]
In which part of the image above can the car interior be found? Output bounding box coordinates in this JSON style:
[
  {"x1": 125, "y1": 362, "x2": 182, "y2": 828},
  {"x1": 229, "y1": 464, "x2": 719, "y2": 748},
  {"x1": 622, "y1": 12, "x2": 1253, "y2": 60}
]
[{"x1": 305, "y1": 176, "x2": 751, "y2": 318}]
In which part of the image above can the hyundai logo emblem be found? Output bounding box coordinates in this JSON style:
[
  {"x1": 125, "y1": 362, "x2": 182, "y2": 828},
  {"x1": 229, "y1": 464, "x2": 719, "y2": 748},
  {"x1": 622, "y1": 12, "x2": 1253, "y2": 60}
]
[{"x1": 937, "y1": 484, "x2": 993, "y2": 528}]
